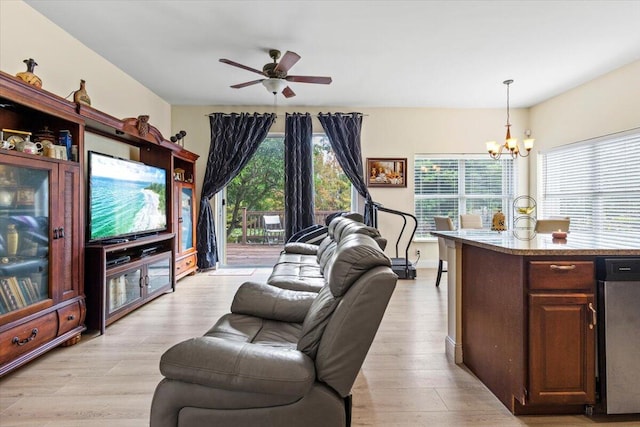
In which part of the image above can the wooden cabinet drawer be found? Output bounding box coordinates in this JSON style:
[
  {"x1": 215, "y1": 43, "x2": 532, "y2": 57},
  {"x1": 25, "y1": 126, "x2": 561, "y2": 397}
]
[
  {"x1": 0, "y1": 312, "x2": 58, "y2": 365},
  {"x1": 57, "y1": 302, "x2": 81, "y2": 336},
  {"x1": 176, "y1": 254, "x2": 196, "y2": 277},
  {"x1": 529, "y1": 261, "x2": 595, "y2": 290}
]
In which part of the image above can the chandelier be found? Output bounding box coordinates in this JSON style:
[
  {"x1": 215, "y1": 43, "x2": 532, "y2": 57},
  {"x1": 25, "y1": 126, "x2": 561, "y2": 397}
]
[{"x1": 486, "y1": 79, "x2": 534, "y2": 159}]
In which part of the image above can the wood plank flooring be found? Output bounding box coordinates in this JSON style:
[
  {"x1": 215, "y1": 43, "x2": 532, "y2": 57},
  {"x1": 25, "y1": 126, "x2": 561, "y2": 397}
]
[{"x1": 1, "y1": 268, "x2": 639, "y2": 426}]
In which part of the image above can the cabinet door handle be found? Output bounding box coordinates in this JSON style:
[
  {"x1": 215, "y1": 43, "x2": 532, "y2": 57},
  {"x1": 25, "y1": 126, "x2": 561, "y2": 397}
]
[
  {"x1": 588, "y1": 302, "x2": 597, "y2": 330},
  {"x1": 59, "y1": 227, "x2": 65, "y2": 238},
  {"x1": 549, "y1": 264, "x2": 576, "y2": 271},
  {"x1": 53, "y1": 228, "x2": 59, "y2": 239},
  {"x1": 12, "y1": 328, "x2": 38, "y2": 346}
]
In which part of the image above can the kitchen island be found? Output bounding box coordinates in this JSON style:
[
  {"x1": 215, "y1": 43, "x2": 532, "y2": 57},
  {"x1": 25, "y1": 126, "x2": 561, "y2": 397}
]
[{"x1": 430, "y1": 229, "x2": 640, "y2": 415}]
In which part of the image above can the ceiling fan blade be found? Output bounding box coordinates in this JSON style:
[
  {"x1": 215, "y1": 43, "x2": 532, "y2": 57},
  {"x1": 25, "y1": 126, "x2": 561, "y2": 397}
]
[
  {"x1": 286, "y1": 75, "x2": 332, "y2": 84},
  {"x1": 230, "y1": 79, "x2": 264, "y2": 89},
  {"x1": 274, "y1": 51, "x2": 301, "y2": 73},
  {"x1": 219, "y1": 59, "x2": 265, "y2": 76},
  {"x1": 282, "y1": 86, "x2": 296, "y2": 98}
]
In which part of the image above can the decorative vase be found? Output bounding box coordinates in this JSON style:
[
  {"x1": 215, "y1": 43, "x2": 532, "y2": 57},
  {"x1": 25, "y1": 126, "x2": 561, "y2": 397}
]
[
  {"x1": 15, "y1": 58, "x2": 42, "y2": 88},
  {"x1": 73, "y1": 79, "x2": 91, "y2": 106}
]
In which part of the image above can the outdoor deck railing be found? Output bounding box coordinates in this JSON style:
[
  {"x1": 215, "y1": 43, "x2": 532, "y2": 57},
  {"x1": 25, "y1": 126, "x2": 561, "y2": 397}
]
[{"x1": 231, "y1": 209, "x2": 336, "y2": 244}]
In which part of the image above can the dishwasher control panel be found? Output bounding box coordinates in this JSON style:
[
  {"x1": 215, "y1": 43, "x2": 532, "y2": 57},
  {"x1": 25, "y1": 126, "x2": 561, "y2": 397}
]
[{"x1": 597, "y1": 258, "x2": 640, "y2": 281}]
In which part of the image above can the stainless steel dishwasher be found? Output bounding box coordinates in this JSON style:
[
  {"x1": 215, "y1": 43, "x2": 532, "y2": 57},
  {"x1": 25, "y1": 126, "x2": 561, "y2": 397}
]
[{"x1": 596, "y1": 258, "x2": 640, "y2": 415}]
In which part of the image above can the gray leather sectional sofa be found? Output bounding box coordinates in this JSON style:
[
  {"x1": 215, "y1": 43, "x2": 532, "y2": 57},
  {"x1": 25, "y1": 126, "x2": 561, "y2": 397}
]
[{"x1": 150, "y1": 216, "x2": 397, "y2": 426}]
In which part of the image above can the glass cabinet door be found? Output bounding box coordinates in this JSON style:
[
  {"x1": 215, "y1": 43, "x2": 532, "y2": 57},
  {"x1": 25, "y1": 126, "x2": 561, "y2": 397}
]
[
  {"x1": 146, "y1": 254, "x2": 171, "y2": 294},
  {"x1": 180, "y1": 186, "x2": 193, "y2": 252},
  {"x1": 107, "y1": 269, "x2": 142, "y2": 314},
  {"x1": 0, "y1": 163, "x2": 50, "y2": 315}
]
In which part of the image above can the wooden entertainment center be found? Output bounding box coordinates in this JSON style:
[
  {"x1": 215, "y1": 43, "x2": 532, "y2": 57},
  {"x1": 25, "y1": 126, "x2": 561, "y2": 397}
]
[{"x1": 0, "y1": 70, "x2": 198, "y2": 375}]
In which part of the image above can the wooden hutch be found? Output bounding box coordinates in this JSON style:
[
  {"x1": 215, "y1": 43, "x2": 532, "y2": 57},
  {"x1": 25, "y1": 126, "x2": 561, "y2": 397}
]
[{"x1": 0, "y1": 70, "x2": 198, "y2": 375}]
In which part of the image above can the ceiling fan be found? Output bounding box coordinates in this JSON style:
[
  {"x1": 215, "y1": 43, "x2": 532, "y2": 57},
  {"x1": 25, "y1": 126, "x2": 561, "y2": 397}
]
[{"x1": 219, "y1": 49, "x2": 332, "y2": 98}]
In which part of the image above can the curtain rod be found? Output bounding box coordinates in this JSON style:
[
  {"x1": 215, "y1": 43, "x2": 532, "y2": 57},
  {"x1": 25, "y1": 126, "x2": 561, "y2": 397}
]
[{"x1": 204, "y1": 112, "x2": 369, "y2": 117}]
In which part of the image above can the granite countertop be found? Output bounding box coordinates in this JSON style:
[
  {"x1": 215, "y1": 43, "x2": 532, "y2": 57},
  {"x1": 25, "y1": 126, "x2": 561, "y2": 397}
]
[{"x1": 430, "y1": 229, "x2": 640, "y2": 256}]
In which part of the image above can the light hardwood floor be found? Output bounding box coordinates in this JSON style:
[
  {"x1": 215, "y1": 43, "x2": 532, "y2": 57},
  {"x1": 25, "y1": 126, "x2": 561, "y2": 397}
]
[{"x1": 1, "y1": 268, "x2": 638, "y2": 426}]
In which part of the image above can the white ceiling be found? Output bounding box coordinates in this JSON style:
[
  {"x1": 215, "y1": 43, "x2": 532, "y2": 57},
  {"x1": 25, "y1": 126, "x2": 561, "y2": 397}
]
[{"x1": 25, "y1": 0, "x2": 640, "y2": 109}]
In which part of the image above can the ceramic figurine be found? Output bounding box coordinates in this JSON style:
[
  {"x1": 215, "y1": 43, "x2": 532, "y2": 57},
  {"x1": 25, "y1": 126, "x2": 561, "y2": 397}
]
[
  {"x1": 15, "y1": 58, "x2": 42, "y2": 88},
  {"x1": 137, "y1": 115, "x2": 150, "y2": 137},
  {"x1": 491, "y1": 210, "x2": 506, "y2": 231},
  {"x1": 73, "y1": 79, "x2": 91, "y2": 106}
]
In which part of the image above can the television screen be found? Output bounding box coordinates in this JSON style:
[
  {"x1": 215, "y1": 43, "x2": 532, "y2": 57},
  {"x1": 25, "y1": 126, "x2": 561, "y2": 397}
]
[{"x1": 88, "y1": 151, "x2": 167, "y2": 242}]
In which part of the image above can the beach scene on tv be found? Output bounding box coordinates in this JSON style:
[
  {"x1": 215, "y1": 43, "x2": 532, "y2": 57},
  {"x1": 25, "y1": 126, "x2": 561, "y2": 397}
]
[{"x1": 89, "y1": 153, "x2": 167, "y2": 241}]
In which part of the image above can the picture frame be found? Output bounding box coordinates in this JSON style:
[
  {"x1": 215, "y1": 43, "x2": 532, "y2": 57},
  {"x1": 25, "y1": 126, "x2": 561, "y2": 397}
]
[
  {"x1": 366, "y1": 158, "x2": 407, "y2": 187},
  {"x1": 16, "y1": 187, "x2": 35, "y2": 205}
]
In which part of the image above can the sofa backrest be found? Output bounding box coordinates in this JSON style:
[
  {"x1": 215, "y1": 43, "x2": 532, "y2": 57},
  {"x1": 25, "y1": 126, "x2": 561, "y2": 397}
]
[
  {"x1": 297, "y1": 233, "x2": 396, "y2": 397},
  {"x1": 317, "y1": 216, "x2": 387, "y2": 273}
]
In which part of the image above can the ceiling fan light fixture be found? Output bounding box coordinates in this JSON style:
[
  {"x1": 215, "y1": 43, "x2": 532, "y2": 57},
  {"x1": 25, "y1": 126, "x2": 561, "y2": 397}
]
[{"x1": 262, "y1": 78, "x2": 287, "y2": 94}]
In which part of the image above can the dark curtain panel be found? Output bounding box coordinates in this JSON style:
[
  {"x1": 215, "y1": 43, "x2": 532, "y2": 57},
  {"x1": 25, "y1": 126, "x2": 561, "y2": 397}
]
[
  {"x1": 317, "y1": 112, "x2": 374, "y2": 225},
  {"x1": 284, "y1": 113, "x2": 315, "y2": 240},
  {"x1": 196, "y1": 112, "x2": 276, "y2": 269}
]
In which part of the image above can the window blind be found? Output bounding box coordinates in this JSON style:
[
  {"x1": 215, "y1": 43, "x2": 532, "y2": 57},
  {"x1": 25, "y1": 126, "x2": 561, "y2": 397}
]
[
  {"x1": 541, "y1": 129, "x2": 640, "y2": 246},
  {"x1": 414, "y1": 155, "x2": 516, "y2": 238}
]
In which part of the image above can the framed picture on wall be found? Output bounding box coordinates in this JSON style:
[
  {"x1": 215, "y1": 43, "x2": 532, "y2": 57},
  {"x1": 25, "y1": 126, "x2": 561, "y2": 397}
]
[{"x1": 366, "y1": 158, "x2": 407, "y2": 187}]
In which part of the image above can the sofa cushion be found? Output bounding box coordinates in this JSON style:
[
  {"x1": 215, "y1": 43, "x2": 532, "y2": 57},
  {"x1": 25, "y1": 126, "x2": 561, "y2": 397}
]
[
  {"x1": 296, "y1": 286, "x2": 339, "y2": 359},
  {"x1": 206, "y1": 313, "x2": 302, "y2": 348},
  {"x1": 270, "y1": 262, "x2": 323, "y2": 278},
  {"x1": 159, "y1": 336, "x2": 315, "y2": 396},
  {"x1": 325, "y1": 234, "x2": 391, "y2": 297},
  {"x1": 231, "y1": 282, "x2": 316, "y2": 323},
  {"x1": 267, "y1": 276, "x2": 325, "y2": 293},
  {"x1": 282, "y1": 242, "x2": 319, "y2": 255},
  {"x1": 276, "y1": 253, "x2": 319, "y2": 266},
  {"x1": 296, "y1": 234, "x2": 391, "y2": 359}
]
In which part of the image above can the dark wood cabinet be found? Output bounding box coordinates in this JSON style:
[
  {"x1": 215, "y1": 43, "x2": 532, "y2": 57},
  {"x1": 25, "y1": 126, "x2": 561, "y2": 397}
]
[
  {"x1": 528, "y1": 293, "x2": 596, "y2": 405},
  {"x1": 174, "y1": 178, "x2": 197, "y2": 280},
  {"x1": 0, "y1": 72, "x2": 86, "y2": 377},
  {"x1": 141, "y1": 147, "x2": 198, "y2": 281},
  {"x1": 527, "y1": 260, "x2": 596, "y2": 406},
  {"x1": 85, "y1": 234, "x2": 174, "y2": 334},
  {"x1": 462, "y1": 244, "x2": 597, "y2": 414}
]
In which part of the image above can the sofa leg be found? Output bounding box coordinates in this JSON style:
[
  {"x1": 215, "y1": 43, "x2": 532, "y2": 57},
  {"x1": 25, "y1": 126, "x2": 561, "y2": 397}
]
[{"x1": 344, "y1": 394, "x2": 352, "y2": 427}]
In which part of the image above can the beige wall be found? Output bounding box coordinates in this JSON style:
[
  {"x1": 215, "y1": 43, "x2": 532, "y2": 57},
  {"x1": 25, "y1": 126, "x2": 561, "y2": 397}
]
[
  {"x1": 0, "y1": 1, "x2": 172, "y2": 136},
  {"x1": 529, "y1": 60, "x2": 640, "y2": 201}
]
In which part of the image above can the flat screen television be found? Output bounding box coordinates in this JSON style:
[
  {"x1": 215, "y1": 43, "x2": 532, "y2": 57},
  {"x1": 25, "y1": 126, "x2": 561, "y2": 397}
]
[{"x1": 88, "y1": 151, "x2": 167, "y2": 243}]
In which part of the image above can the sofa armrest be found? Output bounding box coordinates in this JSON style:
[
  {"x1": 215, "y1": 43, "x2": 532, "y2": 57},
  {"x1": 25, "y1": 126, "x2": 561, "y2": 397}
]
[
  {"x1": 283, "y1": 242, "x2": 318, "y2": 255},
  {"x1": 231, "y1": 281, "x2": 316, "y2": 322},
  {"x1": 160, "y1": 336, "x2": 315, "y2": 396}
]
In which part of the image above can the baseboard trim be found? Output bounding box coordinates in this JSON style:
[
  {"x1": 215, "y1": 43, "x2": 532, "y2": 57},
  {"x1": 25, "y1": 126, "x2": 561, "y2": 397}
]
[{"x1": 445, "y1": 335, "x2": 463, "y2": 364}]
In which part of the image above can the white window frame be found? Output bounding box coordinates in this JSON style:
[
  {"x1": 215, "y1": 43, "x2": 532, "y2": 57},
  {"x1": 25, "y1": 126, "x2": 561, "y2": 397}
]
[{"x1": 414, "y1": 154, "x2": 517, "y2": 240}]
